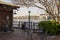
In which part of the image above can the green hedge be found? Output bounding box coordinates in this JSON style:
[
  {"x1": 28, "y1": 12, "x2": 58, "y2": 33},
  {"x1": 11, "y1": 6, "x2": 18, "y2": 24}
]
[{"x1": 38, "y1": 21, "x2": 60, "y2": 35}]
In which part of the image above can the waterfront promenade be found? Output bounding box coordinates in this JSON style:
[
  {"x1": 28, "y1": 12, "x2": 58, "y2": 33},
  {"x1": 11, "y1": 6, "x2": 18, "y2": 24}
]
[{"x1": 0, "y1": 29, "x2": 60, "y2": 40}]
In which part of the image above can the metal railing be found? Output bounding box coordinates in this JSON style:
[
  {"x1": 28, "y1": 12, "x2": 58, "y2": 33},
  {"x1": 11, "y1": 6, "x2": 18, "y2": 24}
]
[{"x1": 13, "y1": 21, "x2": 39, "y2": 29}]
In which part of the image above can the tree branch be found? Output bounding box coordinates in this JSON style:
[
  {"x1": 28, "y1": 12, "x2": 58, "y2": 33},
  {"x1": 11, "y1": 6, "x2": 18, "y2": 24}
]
[{"x1": 34, "y1": 4, "x2": 46, "y2": 11}]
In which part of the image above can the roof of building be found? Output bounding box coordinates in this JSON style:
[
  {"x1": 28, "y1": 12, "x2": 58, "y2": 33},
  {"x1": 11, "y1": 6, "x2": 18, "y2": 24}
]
[{"x1": 0, "y1": 1, "x2": 20, "y2": 7}]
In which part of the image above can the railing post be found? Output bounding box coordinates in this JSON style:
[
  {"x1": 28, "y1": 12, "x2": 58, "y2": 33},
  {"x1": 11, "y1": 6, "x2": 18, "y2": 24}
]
[
  {"x1": 18, "y1": 21, "x2": 20, "y2": 29},
  {"x1": 33, "y1": 23, "x2": 35, "y2": 32}
]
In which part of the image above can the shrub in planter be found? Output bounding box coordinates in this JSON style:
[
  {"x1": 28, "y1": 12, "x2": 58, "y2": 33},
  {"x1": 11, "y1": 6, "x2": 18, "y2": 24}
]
[
  {"x1": 38, "y1": 21, "x2": 59, "y2": 35},
  {"x1": 56, "y1": 24, "x2": 60, "y2": 32}
]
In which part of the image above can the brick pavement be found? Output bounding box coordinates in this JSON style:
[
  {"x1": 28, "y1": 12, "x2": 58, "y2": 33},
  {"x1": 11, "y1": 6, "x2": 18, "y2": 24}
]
[{"x1": 0, "y1": 29, "x2": 60, "y2": 40}]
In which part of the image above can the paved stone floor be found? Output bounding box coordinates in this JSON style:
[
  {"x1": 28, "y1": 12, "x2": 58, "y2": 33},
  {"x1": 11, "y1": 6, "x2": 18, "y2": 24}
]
[{"x1": 0, "y1": 29, "x2": 60, "y2": 40}]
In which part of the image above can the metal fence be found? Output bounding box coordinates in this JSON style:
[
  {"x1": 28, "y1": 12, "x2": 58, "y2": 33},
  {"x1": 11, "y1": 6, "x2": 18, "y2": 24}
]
[
  {"x1": 13, "y1": 21, "x2": 39, "y2": 29},
  {"x1": 13, "y1": 21, "x2": 45, "y2": 33}
]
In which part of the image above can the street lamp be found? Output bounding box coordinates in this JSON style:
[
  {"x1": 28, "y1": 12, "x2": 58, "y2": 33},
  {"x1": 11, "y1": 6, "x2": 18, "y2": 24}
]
[
  {"x1": 28, "y1": 11, "x2": 31, "y2": 29},
  {"x1": 26, "y1": 11, "x2": 32, "y2": 40},
  {"x1": 13, "y1": 9, "x2": 17, "y2": 14}
]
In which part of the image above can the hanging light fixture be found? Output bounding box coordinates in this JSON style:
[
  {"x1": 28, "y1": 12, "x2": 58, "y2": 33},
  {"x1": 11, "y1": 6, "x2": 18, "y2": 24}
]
[{"x1": 13, "y1": 9, "x2": 17, "y2": 14}]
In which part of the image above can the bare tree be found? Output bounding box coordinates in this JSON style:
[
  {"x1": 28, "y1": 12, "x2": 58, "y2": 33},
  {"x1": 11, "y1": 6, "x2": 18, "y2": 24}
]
[
  {"x1": 11, "y1": 0, "x2": 34, "y2": 6},
  {"x1": 11, "y1": 0, "x2": 60, "y2": 23},
  {"x1": 34, "y1": 0, "x2": 60, "y2": 20}
]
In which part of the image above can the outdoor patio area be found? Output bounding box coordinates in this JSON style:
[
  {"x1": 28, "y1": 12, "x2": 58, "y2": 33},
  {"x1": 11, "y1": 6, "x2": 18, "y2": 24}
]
[{"x1": 0, "y1": 29, "x2": 60, "y2": 40}]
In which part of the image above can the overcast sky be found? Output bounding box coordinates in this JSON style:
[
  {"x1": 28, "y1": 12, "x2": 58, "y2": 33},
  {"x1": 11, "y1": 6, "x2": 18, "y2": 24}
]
[{"x1": 15, "y1": 7, "x2": 46, "y2": 17}]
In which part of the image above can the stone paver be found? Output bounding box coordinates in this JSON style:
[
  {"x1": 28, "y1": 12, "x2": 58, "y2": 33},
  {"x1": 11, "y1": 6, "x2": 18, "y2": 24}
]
[{"x1": 0, "y1": 29, "x2": 60, "y2": 40}]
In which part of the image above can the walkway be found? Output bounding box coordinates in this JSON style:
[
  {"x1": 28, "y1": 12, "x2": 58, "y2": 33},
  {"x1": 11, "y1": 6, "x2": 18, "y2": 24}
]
[{"x1": 0, "y1": 29, "x2": 60, "y2": 40}]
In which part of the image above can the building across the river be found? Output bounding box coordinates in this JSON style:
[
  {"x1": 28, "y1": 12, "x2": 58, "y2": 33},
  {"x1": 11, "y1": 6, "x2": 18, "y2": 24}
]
[{"x1": 13, "y1": 13, "x2": 52, "y2": 22}]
